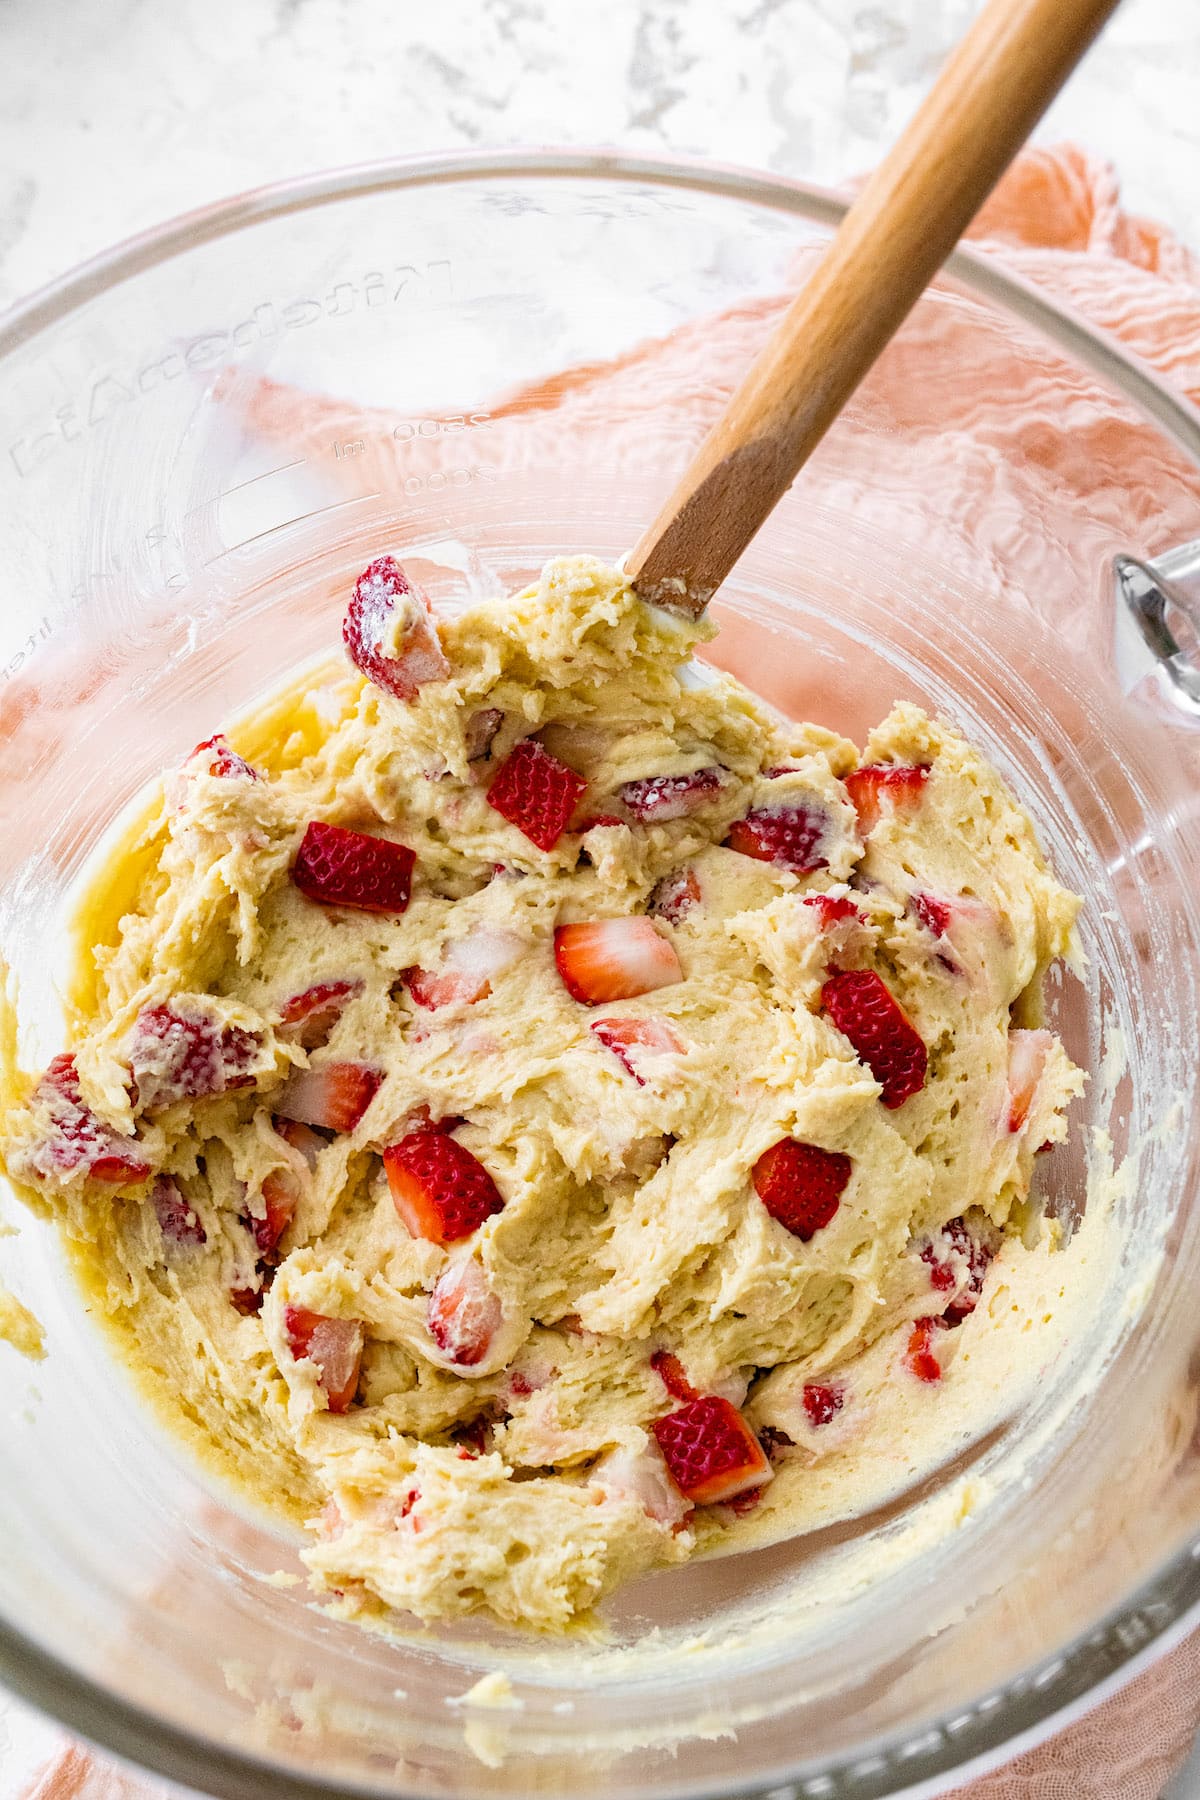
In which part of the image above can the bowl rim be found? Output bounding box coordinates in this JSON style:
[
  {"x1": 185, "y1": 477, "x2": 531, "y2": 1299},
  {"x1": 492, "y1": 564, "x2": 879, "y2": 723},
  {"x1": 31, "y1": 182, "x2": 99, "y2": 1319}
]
[{"x1": 3, "y1": 146, "x2": 1200, "y2": 1800}]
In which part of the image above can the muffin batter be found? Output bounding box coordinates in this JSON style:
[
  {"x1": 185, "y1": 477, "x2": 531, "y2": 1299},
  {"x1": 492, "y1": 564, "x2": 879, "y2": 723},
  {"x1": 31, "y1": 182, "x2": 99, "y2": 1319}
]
[{"x1": 1, "y1": 555, "x2": 1083, "y2": 1631}]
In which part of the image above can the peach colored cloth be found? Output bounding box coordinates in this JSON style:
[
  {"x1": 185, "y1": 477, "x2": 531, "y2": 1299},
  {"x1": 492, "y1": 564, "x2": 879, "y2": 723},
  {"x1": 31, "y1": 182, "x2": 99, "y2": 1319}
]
[{"x1": 15, "y1": 143, "x2": 1200, "y2": 1800}]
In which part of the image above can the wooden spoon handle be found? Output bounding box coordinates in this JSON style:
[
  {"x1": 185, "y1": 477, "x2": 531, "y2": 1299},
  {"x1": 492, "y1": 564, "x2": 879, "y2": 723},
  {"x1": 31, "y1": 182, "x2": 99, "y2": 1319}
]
[{"x1": 628, "y1": 0, "x2": 1121, "y2": 616}]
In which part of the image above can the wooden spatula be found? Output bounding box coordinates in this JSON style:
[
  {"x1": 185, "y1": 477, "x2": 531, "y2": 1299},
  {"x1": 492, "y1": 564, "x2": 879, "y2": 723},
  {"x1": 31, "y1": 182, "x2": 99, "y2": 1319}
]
[{"x1": 627, "y1": 0, "x2": 1122, "y2": 617}]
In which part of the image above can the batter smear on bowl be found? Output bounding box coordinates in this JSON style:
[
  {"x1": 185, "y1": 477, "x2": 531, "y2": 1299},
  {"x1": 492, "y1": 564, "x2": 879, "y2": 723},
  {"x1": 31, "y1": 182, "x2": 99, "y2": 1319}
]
[{"x1": 2, "y1": 555, "x2": 1084, "y2": 1631}]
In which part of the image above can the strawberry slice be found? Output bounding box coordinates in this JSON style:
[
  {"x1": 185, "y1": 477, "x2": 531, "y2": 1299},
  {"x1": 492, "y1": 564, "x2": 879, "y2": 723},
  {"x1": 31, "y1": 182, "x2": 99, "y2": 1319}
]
[
  {"x1": 821, "y1": 970, "x2": 927, "y2": 1108},
  {"x1": 385, "y1": 1130, "x2": 504, "y2": 1246},
  {"x1": 275, "y1": 1116, "x2": 324, "y2": 1168},
  {"x1": 905, "y1": 1316, "x2": 946, "y2": 1383},
  {"x1": 404, "y1": 928, "x2": 524, "y2": 1011},
  {"x1": 910, "y1": 891, "x2": 952, "y2": 937},
  {"x1": 752, "y1": 1139, "x2": 852, "y2": 1241},
  {"x1": 20, "y1": 1055, "x2": 151, "y2": 1185},
  {"x1": 652, "y1": 1395, "x2": 772, "y2": 1507},
  {"x1": 554, "y1": 918, "x2": 682, "y2": 1005},
  {"x1": 591, "y1": 1440, "x2": 691, "y2": 1527},
  {"x1": 343, "y1": 556, "x2": 450, "y2": 701},
  {"x1": 619, "y1": 767, "x2": 727, "y2": 823},
  {"x1": 650, "y1": 1349, "x2": 698, "y2": 1402},
  {"x1": 486, "y1": 739, "x2": 587, "y2": 852},
  {"x1": 246, "y1": 1168, "x2": 300, "y2": 1255},
  {"x1": 803, "y1": 894, "x2": 860, "y2": 927},
  {"x1": 292, "y1": 821, "x2": 414, "y2": 914},
  {"x1": 426, "y1": 1258, "x2": 503, "y2": 1367},
  {"x1": 282, "y1": 1306, "x2": 364, "y2": 1412},
  {"x1": 276, "y1": 1062, "x2": 383, "y2": 1134},
  {"x1": 726, "y1": 802, "x2": 829, "y2": 874},
  {"x1": 802, "y1": 1382, "x2": 844, "y2": 1427},
  {"x1": 844, "y1": 764, "x2": 929, "y2": 836},
  {"x1": 277, "y1": 979, "x2": 363, "y2": 1049},
  {"x1": 152, "y1": 1175, "x2": 206, "y2": 1250},
  {"x1": 191, "y1": 734, "x2": 259, "y2": 780},
  {"x1": 590, "y1": 1016, "x2": 684, "y2": 1083},
  {"x1": 465, "y1": 707, "x2": 505, "y2": 762},
  {"x1": 130, "y1": 1004, "x2": 260, "y2": 1112},
  {"x1": 648, "y1": 866, "x2": 701, "y2": 924},
  {"x1": 1006, "y1": 1028, "x2": 1054, "y2": 1131}
]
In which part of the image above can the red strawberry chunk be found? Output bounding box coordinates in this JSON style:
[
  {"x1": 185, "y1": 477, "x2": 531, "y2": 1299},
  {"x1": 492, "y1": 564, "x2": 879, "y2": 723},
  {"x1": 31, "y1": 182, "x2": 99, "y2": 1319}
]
[
  {"x1": 803, "y1": 893, "x2": 861, "y2": 927},
  {"x1": 464, "y1": 707, "x2": 504, "y2": 762},
  {"x1": 1006, "y1": 1028, "x2": 1053, "y2": 1131},
  {"x1": 292, "y1": 821, "x2": 414, "y2": 914},
  {"x1": 275, "y1": 1116, "x2": 324, "y2": 1168},
  {"x1": 590, "y1": 1015, "x2": 684, "y2": 1083},
  {"x1": 277, "y1": 979, "x2": 363, "y2": 1049},
  {"x1": 619, "y1": 767, "x2": 726, "y2": 823},
  {"x1": 821, "y1": 970, "x2": 927, "y2": 1108},
  {"x1": 343, "y1": 556, "x2": 450, "y2": 701},
  {"x1": 922, "y1": 1216, "x2": 995, "y2": 1325},
  {"x1": 802, "y1": 1382, "x2": 844, "y2": 1427},
  {"x1": 591, "y1": 1440, "x2": 692, "y2": 1528},
  {"x1": 650, "y1": 1349, "x2": 698, "y2": 1402},
  {"x1": 283, "y1": 1306, "x2": 364, "y2": 1413},
  {"x1": 427, "y1": 1259, "x2": 503, "y2": 1367},
  {"x1": 22, "y1": 1054, "x2": 151, "y2": 1184},
  {"x1": 726, "y1": 802, "x2": 829, "y2": 874},
  {"x1": 130, "y1": 1005, "x2": 260, "y2": 1113},
  {"x1": 152, "y1": 1175, "x2": 206, "y2": 1250},
  {"x1": 652, "y1": 1395, "x2": 772, "y2": 1507},
  {"x1": 577, "y1": 814, "x2": 625, "y2": 832},
  {"x1": 648, "y1": 866, "x2": 701, "y2": 924},
  {"x1": 247, "y1": 1168, "x2": 300, "y2": 1255},
  {"x1": 911, "y1": 891, "x2": 952, "y2": 937},
  {"x1": 486, "y1": 739, "x2": 587, "y2": 852},
  {"x1": 191, "y1": 734, "x2": 259, "y2": 780},
  {"x1": 554, "y1": 918, "x2": 682, "y2": 1006},
  {"x1": 276, "y1": 1062, "x2": 383, "y2": 1134},
  {"x1": 385, "y1": 1130, "x2": 504, "y2": 1247},
  {"x1": 752, "y1": 1138, "x2": 852, "y2": 1241},
  {"x1": 905, "y1": 1316, "x2": 946, "y2": 1383},
  {"x1": 405, "y1": 928, "x2": 523, "y2": 1012},
  {"x1": 844, "y1": 764, "x2": 929, "y2": 836},
  {"x1": 231, "y1": 1285, "x2": 265, "y2": 1317}
]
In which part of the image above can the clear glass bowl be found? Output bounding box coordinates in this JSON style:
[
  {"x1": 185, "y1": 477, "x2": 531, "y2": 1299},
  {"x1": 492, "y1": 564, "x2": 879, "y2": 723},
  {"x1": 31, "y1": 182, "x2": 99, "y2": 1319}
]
[{"x1": 3, "y1": 152, "x2": 1200, "y2": 1800}]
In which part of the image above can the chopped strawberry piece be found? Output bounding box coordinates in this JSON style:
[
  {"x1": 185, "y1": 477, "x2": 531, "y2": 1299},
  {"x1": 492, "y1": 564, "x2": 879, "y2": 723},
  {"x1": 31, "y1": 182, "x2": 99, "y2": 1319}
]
[
  {"x1": 922, "y1": 1216, "x2": 995, "y2": 1326},
  {"x1": 247, "y1": 1168, "x2": 300, "y2": 1255},
  {"x1": 577, "y1": 814, "x2": 625, "y2": 832},
  {"x1": 591, "y1": 1440, "x2": 692, "y2": 1527},
  {"x1": 727, "y1": 1486, "x2": 765, "y2": 1516},
  {"x1": 821, "y1": 970, "x2": 927, "y2": 1108},
  {"x1": 726, "y1": 803, "x2": 829, "y2": 874},
  {"x1": 911, "y1": 891, "x2": 952, "y2": 937},
  {"x1": 292, "y1": 821, "x2": 414, "y2": 914},
  {"x1": 275, "y1": 1116, "x2": 324, "y2": 1168},
  {"x1": 464, "y1": 707, "x2": 504, "y2": 761},
  {"x1": 191, "y1": 734, "x2": 259, "y2": 780},
  {"x1": 554, "y1": 918, "x2": 682, "y2": 1006},
  {"x1": 152, "y1": 1175, "x2": 206, "y2": 1249},
  {"x1": 277, "y1": 979, "x2": 363, "y2": 1049},
  {"x1": 752, "y1": 1138, "x2": 852, "y2": 1240},
  {"x1": 276, "y1": 1062, "x2": 383, "y2": 1134},
  {"x1": 648, "y1": 865, "x2": 701, "y2": 924},
  {"x1": 283, "y1": 1306, "x2": 364, "y2": 1412},
  {"x1": 652, "y1": 1395, "x2": 772, "y2": 1507},
  {"x1": 486, "y1": 739, "x2": 587, "y2": 852},
  {"x1": 385, "y1": 1130, "x2": 504, "y2": 1246},
  {"x1": 590, "y1": 1015, "x2": 684, "y2": 1083},
  {"x1": 343, "y1": 555, "x2": 450, "y2": 701},
  {"x1": 231, "y1": 1284, "x2": 264, "y2": 1316},
  {"x1": 844, "y1": 764, "x2": 929, "y2": 836},
  {"x1": 650, "y1": 1349, "x2": 698, "y2": 1402},
  {"x1": 129, "y1": 1004, "x2": 259, "y2": 1113},
  {"x1": 905, "y1": 1316, "x2": 946, "y2": 1383},
  {"x1": 619, "y1": 767, "x2": 726, "y2": 823},
  {"x1": 1006, "y1": 1028, "x2": 1054, "y2": 1131},
  {"x1": 802, "y1": 1382, "x2": 844, "y2": 1427},
  {"x1": 404, "y1": 928, "x2": 523, "y2": 1011},
  {"x1": 20, "y1": 1054, "x2": 151, "y2": 1185},
  {"x1": 426, "y1": 1258, "x2": 503, "y2": 1366},
  {"x1": 803, "y1": 893, "x2": 861, "y2": 926}
]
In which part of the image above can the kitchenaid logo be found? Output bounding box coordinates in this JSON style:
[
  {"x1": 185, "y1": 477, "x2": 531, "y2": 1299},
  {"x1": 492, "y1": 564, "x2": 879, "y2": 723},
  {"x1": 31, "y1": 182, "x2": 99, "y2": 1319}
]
[{"x1": 7, "y1": 260, "x2": 453, "y2": 479}]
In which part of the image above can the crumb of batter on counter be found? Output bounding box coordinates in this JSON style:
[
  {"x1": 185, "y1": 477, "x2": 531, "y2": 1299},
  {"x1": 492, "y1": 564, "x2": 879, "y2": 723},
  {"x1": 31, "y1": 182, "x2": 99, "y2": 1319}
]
[{"x1": 0, "y1": 553, "x2": 1085, "y2": 1633}]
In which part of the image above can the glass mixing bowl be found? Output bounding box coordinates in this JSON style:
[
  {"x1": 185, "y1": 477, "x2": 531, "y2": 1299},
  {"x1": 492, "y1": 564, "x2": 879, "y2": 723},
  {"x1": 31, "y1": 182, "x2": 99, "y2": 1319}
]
[{"x1": 3, "y1": 152, "x2": 1200, "y2": 1800}]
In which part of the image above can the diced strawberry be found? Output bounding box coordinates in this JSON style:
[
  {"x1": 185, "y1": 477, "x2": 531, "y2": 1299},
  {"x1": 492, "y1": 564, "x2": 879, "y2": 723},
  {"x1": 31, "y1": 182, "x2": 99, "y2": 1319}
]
[
  {"x1": 292, "y1": 821, "x2": 414, "y2": 914},
  {"x1": 591, "y1": 1440, "x2": 692, "y2": 1528},
  {"x1": 650, "y1": 1349, "x2": 698, "y2": 1402},
  {"x1": 752, "y1": 1138, "x2": 852, "y2": 1241},
  {"x1": 821, "y1": 970, "x2": 927, "y2": 1109},
  {"x1": 247, "y1": 1168, "x2": 300, "y2": 1255},
  {"x1": 619, "y1": 767, "x2": 727, "y2": 823},
  {"x1": 343, "y1": 556, "x2": 450, "y2": 701},
  {"x1": 385, "y1": 1130, "x2": 504, "y2": 1246},
  {"x1": 921, "y1": 1216, "x2": 995, "y2": 1325},
  {"x1": 191, "y1": 734, "x2": 259, "y2": 780},
  {"x1": 129, "y1": 1004, "x2": 260, "y2": 1113},
  {"x1": 577, "y1": 814, "x2": 625, "y2": 832},
  {"x1": 277, "y1": 979, "x2": 363, "y2": 1049},
  {"x1": 404, "y1": 928, "x2": 524, "y2": 1011},
  {"x1": 726, "y1": 803, "x2": 829, "y2": 874},
  {"x1": 152, "y1": 1175, "x2": 206, "y2": 1249},
  {"x1": 426, "y1": 1258, "x2": 503, "y2": 1367},
  {"x1": 275, "y1": 1116, "x2": 324, "y2": 1168},
  {"x1": 20, "y1": 1054, "x2": 151, "y2": 1185},
  {"x1": 910, "y1": 891, "x2": 952, "y2": 937},
  {"x1": 802, "y1": 1382, "x2": 844, "y2": 1427},
  {"x1": 283, "y1": 1306, "x2": 364, "y2": 1413},
  {"x1": 231, "y1": 1284, "x2": 265, "y2": 1316},
  {"x1": 905, "y1": 1316, "x2": 946, "y2": 1383},
  {"x1": 555, "y1": 918, "x2": 682, "y2": 1006},
  {"x1": 464, "y1": 707, "x2": 504, "y2": 761},
  {"x1": 1006, "y1": 1028, "x2": 1054, "y2": 1131},
  {"x1": 648, "y1": 866, "x2": 701, "y2": 924},
  {"x1": 276, "y1": 1062, "x2": 383, "y2": 1133},
  {"x1": 803, "y1": 893, "x2": 861, "y2": 927},
  {"x1": 844, "y1": 764, "x2": 929, "y2": 836},
  {"x1": 590, "y1": 1015, "x2": 684, "y2": 1083},
  {"x1": 652, "y1": 1395, "x2": 773, "y2": 1507},
  {"x1": 486, "y1": 739, "x2": 587, "y2": 852},
  {"x1": 727, "y1": 1486, "x2": 765, "y2": 1516}
]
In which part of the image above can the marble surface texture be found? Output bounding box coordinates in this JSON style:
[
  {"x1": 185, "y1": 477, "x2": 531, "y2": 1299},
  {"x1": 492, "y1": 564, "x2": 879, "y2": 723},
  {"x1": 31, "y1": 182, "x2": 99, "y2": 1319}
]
[{"x1": 1, "y1": 0, "x2": 1200, "y2": 1795}]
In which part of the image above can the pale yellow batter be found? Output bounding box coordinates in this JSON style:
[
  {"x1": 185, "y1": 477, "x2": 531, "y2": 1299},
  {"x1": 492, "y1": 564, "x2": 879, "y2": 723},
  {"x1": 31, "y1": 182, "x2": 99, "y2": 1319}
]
[{"x1": 0, "y1": 556, "x2": 1083, "y2": 1632}]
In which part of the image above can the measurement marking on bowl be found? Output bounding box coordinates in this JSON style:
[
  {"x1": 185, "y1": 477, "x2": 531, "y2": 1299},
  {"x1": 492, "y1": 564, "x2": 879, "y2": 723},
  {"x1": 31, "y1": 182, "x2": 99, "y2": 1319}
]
[{"x1": 202, "y1": 492, "x2": 381, "y2": 566}]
